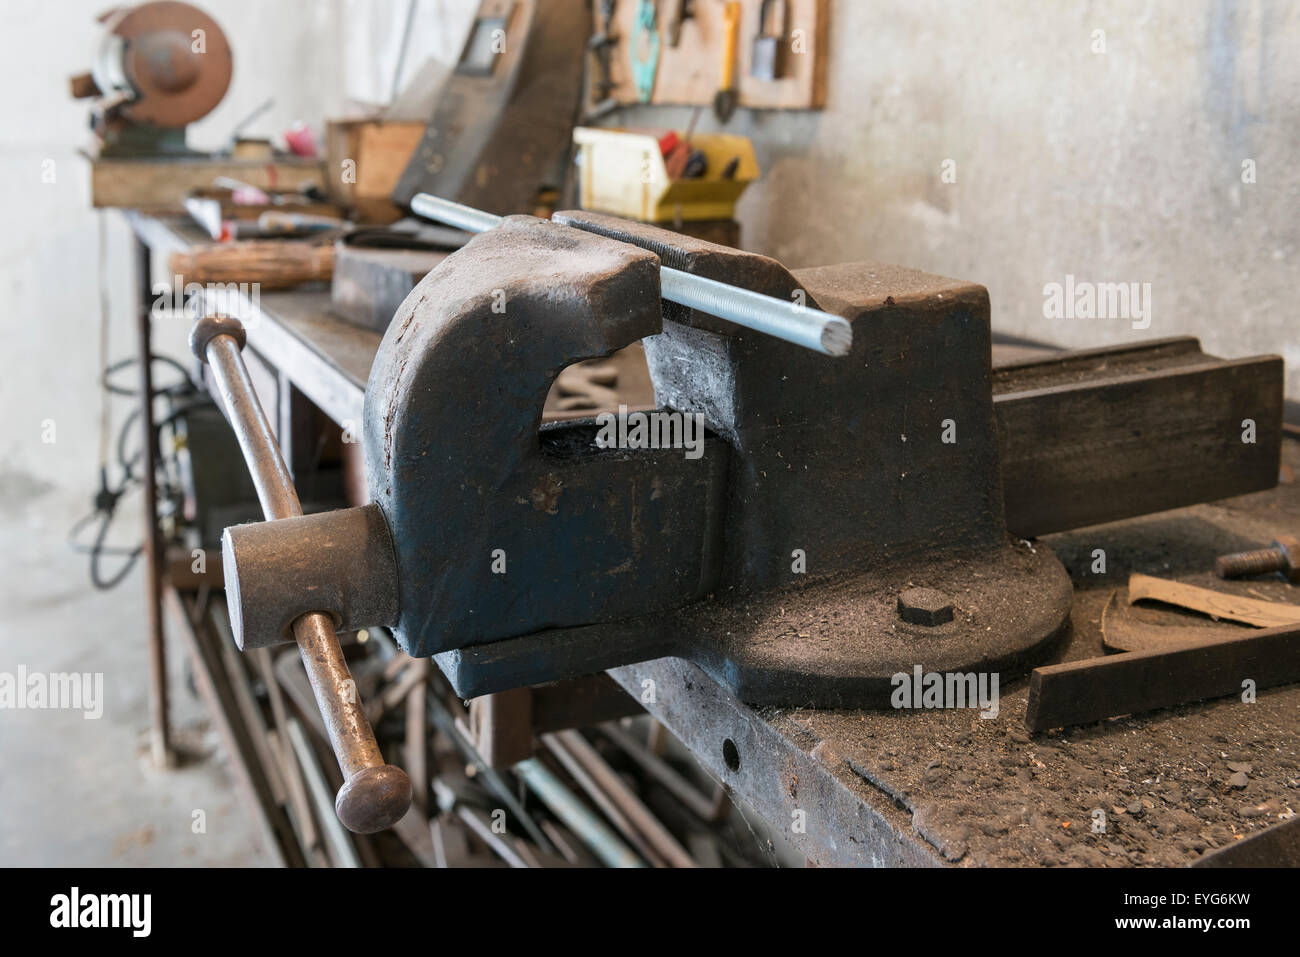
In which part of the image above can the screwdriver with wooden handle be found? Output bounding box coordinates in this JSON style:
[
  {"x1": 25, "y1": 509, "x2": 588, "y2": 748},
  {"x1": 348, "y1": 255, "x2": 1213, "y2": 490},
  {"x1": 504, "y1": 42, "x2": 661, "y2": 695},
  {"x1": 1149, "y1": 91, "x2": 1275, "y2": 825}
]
[{"x1": 713, "y1": 1, "x2": 741, "y2": 122}]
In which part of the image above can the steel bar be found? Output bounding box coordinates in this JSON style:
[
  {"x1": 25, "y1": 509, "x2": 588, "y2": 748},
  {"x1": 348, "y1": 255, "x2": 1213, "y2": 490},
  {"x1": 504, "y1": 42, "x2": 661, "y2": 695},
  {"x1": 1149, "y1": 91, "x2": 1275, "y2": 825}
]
[
  {"x1": 513, "y1": 757, "x2": 644, "y2": 868},
  {"x1": 552, "y1": 729, "x2": 697, "y2": 868},
  {"x1": 405, "y1": 659, "x2": 429, "y2": 814},
  {"x1": 209, "y1": 608, "x2": 290, "y2": 806},
  {"x1": 539, "y1": 820, "x2": 591, "y2": 866},
  {"x1": 424, "y1": 692, "x2": 556, "y2": 854},
  {"x1": 410, "y1": 194, "x2": 503, "y2": 234},
  {"x1": 254, "y1": 646, "x2": 328, "y2": 865},
  {"x1": 286, "y1": 718, "x2": 362, "y2": 868},
  {"x1": 191, "y1": 315, "x2": 410, "y2": 834},
  {"x1": 541, "y1": 733, "x2": 665, "y2": 866},
  {"x1": 455, "y1": 805, "x2": 532, "y2": 869},
  {"x1": 134, "y1": 236, "x2": 172, "y2": 769},
  {"x1": 165, "y1": 587, "x2": 297, "y2": 867},
  {"x1": 409, "y1": 193, "x2": 852, "y2": 356},
  {"x1": 599, "y1": 721, "x2": 725, "y2": 822}
]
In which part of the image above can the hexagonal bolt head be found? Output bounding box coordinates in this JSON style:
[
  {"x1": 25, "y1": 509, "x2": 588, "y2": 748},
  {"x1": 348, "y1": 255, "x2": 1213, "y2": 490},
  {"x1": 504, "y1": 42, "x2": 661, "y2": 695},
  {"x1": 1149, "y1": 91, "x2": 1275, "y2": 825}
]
[
  {"x1": 1277, "y1": 535, "x2": 1300, "y2": 582},
  {"x1": 897, "y1": 587, "x2": 955, "y2": 626},
  {"x1": 1216, "y1": 534, "x2": 1300, "y2": 584}
]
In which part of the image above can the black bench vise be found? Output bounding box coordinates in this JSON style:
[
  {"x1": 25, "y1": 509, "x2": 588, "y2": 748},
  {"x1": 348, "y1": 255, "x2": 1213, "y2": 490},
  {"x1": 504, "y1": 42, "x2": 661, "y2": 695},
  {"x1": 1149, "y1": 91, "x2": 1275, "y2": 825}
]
[{"x1": 220, "y1": 212, "x2": 1282, "y2": 709}]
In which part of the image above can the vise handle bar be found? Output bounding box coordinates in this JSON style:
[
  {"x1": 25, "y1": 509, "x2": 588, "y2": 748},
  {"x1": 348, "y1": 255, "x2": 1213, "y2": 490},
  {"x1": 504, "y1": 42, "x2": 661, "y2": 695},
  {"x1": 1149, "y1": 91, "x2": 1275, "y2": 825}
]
[
  {"x1": 189, "y1": 315, "x2": 412, "y2": 835},
  {"x1": 409, "y1": 193, "x2": 853, "y2": 357}
]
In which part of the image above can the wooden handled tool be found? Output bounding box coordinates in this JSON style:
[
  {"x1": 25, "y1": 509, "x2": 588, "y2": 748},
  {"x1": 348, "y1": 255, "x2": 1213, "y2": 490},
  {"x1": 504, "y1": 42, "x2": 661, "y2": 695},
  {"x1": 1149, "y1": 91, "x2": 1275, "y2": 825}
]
[
  {"x1": 713, "y1": 1, "x2": 741, "y2": 122},
  {"x1": 169, "y1": 241, "x2": 334, "y2": 289}
]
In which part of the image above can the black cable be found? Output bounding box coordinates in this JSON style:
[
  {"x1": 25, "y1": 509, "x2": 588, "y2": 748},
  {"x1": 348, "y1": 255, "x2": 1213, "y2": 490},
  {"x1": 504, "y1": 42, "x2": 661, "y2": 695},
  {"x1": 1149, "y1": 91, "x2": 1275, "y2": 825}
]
[
  {"x1": 115, "y1": 397, "x2": 213, "y2": 481},
  {"x1": 67, "y1": 468, "x2": 144, "y2": 590},
  {"x1": 102, "y1": 353, "x2": 197, "y2": 398},
  {"x1": 69, "y1": 358, "x2": 213, "y2": 591},
  {"x1": 87, "y1": 506, "x2": 143, "y2": 590}
]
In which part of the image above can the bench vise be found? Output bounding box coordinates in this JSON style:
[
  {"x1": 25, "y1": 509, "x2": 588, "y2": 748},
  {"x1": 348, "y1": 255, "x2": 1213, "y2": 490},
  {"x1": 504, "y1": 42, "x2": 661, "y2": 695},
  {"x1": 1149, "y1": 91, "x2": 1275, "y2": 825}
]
[{"x1": 200, "y1": 204, "x2": 1282, "y2": 830}]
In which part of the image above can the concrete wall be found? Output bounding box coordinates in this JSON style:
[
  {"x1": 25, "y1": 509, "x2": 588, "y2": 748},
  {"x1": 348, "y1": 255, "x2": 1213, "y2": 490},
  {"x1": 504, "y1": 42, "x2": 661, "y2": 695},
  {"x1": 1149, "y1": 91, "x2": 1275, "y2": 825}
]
[
  {"x1": 632, "y1": 1, "x2": 1300, "y2": 397},
  {"x1": 3, "y1": 0, "x2": 1296, "y2": 501}
]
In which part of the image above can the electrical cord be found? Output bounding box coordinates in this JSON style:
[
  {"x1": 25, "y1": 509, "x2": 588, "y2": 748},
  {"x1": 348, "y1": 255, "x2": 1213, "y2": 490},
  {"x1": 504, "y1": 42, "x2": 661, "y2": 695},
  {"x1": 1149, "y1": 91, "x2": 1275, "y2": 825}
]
[
  {"x1": 67, "y1": 468, "x2": 143, "y2": 590},
  {"x1": 102, "y1": 353, "x2": 195, "y2": 398},
  {"x1": 69, "y1": 352, "x2": 213, "y2": 591},
  {"x1": 77, "y1": 213, "x2": 213, "y2": 590}
]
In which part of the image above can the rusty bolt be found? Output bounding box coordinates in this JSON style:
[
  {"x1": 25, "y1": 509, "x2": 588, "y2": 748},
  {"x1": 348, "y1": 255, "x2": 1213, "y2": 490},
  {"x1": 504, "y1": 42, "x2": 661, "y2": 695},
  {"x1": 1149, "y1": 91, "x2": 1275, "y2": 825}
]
[
  {"x1": 897, "y1": 587, "x2": 954, "y2": 626},
  {"x1": 1215, "y1": 535, "x2": 1300, "y2": 584}
]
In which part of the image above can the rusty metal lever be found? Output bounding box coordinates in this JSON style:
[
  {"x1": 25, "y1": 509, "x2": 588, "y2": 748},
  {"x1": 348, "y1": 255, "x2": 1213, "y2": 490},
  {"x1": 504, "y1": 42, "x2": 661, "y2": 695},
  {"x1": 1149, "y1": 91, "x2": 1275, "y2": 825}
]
[{"x1": 189, "y1": 315, "x2": 412, "y2": 834}]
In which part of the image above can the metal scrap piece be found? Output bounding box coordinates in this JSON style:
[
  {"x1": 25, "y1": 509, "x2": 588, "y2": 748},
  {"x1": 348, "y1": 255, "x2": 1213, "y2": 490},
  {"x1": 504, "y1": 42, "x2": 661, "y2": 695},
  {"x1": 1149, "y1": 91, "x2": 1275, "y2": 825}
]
[
  {"x1": 1026, "y1": 619, "x2": 1300, "y2": 732},
  {"x1": 1127, "y1": 573, "x2": 1300, "y2": 628}
]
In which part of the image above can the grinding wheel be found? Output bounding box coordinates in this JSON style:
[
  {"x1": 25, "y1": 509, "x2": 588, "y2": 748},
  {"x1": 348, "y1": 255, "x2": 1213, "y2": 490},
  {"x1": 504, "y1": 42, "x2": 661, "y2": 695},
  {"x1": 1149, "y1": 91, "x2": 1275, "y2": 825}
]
[{"x1": 97, "y1": 1, "x2": 232, "y2": 128}]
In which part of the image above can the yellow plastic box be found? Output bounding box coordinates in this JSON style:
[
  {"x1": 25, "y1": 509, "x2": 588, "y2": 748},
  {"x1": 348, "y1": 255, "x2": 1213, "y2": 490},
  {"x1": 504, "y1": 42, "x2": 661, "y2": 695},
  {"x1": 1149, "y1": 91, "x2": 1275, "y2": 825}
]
[{"x1": 573, "y1": 126, "x2": 759, "y2": 223}]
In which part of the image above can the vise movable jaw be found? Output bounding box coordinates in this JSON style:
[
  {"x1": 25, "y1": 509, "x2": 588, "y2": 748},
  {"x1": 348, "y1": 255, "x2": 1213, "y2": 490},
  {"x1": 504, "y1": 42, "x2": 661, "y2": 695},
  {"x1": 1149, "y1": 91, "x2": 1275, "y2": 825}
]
[{"x1": 222, "y1": 214, "x2": 1073, "y2": 709}]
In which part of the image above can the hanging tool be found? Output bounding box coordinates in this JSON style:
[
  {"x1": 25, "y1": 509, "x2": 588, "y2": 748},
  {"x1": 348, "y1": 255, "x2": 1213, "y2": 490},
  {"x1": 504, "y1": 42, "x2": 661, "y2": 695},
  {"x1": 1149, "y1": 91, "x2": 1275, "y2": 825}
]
[
  {"x1": 664, "y1": 0, "x2": 695, "y2": 46},
  {"x1": 713, "y1": 0, "x2": 741, "y2": 122},
  {"x1": 751, "y1": 0, "x2": 787, "y2": 81},
  {"x1": 588, "y1": 0, "x2": 620, "y2": 116},
  {"x1": 630, "y1": 0, "x2": 661, "y2": 103}
]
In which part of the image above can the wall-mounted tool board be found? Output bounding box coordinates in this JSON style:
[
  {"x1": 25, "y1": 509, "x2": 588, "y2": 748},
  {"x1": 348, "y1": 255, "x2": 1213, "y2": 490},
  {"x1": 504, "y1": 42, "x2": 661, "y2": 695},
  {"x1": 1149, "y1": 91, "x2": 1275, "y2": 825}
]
[{"x1": 597, "y1": 0, "x2": 828, "y2": 110}]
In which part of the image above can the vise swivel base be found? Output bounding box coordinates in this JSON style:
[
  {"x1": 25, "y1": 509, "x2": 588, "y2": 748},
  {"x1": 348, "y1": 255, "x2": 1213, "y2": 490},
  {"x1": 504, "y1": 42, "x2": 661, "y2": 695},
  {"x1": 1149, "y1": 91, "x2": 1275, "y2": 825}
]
[{"x1": 222, "y1": 210, "x2": 1075, "y2": 710}]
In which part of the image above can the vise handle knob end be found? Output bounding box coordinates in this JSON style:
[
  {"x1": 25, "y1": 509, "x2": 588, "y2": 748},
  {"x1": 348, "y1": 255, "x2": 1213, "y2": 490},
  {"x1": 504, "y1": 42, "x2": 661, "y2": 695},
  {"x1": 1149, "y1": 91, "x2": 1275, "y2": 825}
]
[
  {"x1": 189, "y1": 314, "x2": 247, "y2": 362},
  {"x1": 335, "y1": 764, "x2": 413, "y2": 834}
]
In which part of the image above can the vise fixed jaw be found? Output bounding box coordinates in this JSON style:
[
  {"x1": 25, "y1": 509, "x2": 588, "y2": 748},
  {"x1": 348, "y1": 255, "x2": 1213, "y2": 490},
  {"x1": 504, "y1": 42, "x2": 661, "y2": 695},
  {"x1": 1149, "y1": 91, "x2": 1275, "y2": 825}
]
[
  {"x1": 221, "y1": 213, "x2": 1073, "y2": 710},
  {"x1": 366, "y1": 217, "x2": 731, "y2": 644}
]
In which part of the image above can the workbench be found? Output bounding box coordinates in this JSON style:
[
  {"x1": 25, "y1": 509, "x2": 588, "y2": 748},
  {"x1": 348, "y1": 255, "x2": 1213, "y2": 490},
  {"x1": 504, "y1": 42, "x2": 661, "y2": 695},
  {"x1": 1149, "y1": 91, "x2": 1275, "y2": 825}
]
[
  {"x1": 612, "y1": 463, "x2": 1300, "y2": 867},
  {"x1": 125, "y1": 210, "x2": 1300, "y2": 867}
]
